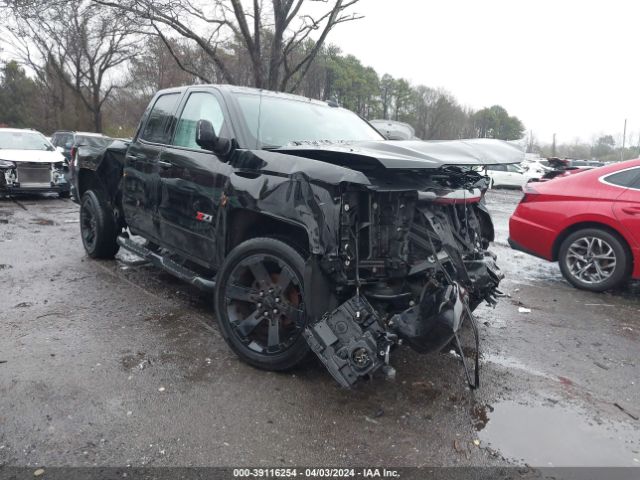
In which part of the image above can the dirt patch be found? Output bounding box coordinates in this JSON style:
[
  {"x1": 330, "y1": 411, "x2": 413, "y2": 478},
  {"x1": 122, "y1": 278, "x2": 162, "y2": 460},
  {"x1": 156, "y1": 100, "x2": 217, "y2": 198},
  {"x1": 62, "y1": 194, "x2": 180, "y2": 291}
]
[{"x1": 31, "y1": 218, "x2": 55, "y2": 226}]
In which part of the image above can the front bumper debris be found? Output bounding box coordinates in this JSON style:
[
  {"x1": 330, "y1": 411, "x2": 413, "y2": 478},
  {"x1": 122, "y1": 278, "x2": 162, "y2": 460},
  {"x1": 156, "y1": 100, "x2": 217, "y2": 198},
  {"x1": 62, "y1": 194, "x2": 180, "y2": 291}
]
[
  {"x1": 304, "y1": 295, "x2": 396, "y2": 388},
  {"x1": 302, "y1": 180, "x2": 503, "y2": 389}
]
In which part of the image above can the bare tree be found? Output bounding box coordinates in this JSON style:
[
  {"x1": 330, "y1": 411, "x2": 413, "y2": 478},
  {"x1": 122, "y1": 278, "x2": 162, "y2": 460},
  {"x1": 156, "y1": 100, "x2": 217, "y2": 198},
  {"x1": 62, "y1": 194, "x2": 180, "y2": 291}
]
[
  {"x1": 92, "y1": 0, "x2": 363, "y2": 92},
  {"x1": 3, "y1": 0, "x2": 137, "y2": 132}
]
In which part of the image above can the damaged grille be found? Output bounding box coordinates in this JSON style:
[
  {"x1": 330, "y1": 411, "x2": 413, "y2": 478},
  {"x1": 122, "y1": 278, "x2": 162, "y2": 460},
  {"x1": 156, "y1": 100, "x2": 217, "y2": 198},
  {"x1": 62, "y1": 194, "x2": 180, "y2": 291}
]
[{"x1": 16, "y1": 163, "x2": 51, "y2": 186}]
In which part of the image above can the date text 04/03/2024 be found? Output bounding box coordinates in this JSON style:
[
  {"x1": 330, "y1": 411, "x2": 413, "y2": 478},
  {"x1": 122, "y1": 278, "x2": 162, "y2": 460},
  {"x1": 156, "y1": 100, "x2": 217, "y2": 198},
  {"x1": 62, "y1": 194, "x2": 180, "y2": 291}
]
[{"x1": 232, "y1": 468, "x2": 401, "y2": 478}]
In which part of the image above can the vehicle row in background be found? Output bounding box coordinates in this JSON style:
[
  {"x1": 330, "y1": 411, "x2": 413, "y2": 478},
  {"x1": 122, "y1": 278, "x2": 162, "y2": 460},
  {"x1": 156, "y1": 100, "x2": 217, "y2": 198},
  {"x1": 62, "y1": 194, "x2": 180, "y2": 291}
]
[
  {"x1": 485, "y1": 163, "x2": 529, "y2": 188},
  {"x1": 0, "y1": 128, "x2": 70, "y2": 197},
  {"x1": 509, "y1": 159, "x2": 640, "y2": 291},
  {"x1": 51, "y1": 131, "x2": 112, "y2": 162},
  {"x1": 532, "y1": 157, "x2": 605, "y2": 181},
  {"x1": 50, "y1": 130, "x2": 114, "y2": 200},
  {"x1": 486, "y1": 155, "x2": 607, "y2": 189}
]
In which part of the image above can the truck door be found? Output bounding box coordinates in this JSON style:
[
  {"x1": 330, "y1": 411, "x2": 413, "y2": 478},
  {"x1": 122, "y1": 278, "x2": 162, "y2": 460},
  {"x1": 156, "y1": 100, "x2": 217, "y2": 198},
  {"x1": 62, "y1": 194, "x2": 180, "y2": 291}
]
[
  {"x1": 159, "y1": 90, "x2": 234, "y2": 268},
  {"x1": 123, "y1": 92, "x2": 180, "y2": 241}
]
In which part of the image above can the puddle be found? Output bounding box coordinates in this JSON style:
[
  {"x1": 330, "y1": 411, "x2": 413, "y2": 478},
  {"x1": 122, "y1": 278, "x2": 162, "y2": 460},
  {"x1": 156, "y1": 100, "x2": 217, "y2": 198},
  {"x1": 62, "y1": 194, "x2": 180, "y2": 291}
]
[{"x1": 479, "y1": 400, "x2": 640, "y2": 467}]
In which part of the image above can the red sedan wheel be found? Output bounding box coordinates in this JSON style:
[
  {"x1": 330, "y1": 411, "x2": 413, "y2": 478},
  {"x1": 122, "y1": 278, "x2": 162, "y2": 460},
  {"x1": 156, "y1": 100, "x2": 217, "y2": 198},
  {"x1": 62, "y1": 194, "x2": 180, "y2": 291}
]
[{"x1": 559, "y1": 228, "x2": 631, "y2": 292}]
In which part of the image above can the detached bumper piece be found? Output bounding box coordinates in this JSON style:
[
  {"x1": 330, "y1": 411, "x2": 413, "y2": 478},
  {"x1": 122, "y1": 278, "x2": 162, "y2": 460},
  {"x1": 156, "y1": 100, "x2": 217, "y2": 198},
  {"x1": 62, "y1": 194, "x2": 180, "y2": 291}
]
[
  {"x1": 391, "y1": 282, "x2": 465, "y2": 354},
  {"x1": 303, "y1": 296, "x2": 395, "y2": 388},
  {"x1": 304, "y1": 282, "x2": 481, "y2": 389}
]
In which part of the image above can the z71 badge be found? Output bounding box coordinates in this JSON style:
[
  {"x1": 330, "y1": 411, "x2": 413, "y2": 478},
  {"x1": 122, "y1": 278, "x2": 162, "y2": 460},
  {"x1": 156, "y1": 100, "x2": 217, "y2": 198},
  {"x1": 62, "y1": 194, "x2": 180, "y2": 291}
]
[{"x1": 195, "y1": 211, "x2": 213, "y2": 223}]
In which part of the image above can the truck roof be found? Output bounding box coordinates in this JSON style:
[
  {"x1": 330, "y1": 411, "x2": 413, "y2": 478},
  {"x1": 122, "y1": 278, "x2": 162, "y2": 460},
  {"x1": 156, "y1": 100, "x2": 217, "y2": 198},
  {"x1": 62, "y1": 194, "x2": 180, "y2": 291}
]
[{"x1": 156, "y1": 84, "x2": 333, "y2": 108}]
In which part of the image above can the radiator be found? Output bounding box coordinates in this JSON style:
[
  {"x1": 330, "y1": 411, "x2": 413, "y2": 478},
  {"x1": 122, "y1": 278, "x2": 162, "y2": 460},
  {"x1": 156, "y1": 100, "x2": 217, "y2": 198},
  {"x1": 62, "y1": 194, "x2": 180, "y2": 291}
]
[{"x1": 17, "y1": 163, "x2": 51, "y2": 186}]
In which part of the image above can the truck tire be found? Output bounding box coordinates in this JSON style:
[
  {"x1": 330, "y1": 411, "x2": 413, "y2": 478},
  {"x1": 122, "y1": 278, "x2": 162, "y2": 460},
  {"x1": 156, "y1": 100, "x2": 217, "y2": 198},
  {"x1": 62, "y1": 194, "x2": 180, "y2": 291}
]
[
  {"x1": 215, "y1": 237, "x2": 310, "y2": 371},
  {"x1": 80, "y1": 189, "x2": 120, "y2": 259}
]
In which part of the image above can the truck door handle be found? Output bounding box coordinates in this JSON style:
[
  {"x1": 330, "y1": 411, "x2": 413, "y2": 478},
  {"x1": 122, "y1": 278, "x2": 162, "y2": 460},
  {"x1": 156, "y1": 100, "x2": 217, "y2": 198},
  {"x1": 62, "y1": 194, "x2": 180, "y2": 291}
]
[
  {"x1": 126, "y1": 154, "x2": 138, "y2": 161},
  {"x1": 158, "y1": 160, "x2": 172, "y2": 169}
]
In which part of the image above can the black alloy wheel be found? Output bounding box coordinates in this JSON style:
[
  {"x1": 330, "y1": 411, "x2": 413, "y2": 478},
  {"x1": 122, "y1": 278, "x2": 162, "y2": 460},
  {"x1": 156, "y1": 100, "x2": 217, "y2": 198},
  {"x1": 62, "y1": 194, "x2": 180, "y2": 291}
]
[
  {"x1": 79, "y1": 189, "x2": 120, "y2": 259},
  {"x1": 215, "y1": 237, "x2": 310, "y2": 371},
  {"x1": 81, "y1": 197, "x2": 98, "y2": 251}
]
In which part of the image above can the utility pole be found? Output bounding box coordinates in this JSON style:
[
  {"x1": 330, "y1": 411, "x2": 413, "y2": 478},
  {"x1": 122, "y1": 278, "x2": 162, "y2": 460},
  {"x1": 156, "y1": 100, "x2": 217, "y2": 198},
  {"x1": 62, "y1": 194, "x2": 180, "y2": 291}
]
[
  {"x1": 552, "y1": 133, "x2": 556, "y2": 157},
  {"x1": 621, "y1": 119, "x2": 627, "y2": 162}
]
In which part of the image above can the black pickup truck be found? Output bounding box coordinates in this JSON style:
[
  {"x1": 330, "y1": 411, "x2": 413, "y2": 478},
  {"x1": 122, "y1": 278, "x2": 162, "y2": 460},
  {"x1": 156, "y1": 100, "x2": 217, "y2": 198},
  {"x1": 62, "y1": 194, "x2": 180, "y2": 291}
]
[{"x1": 75, "y1": 85, "x2": 523, "y2": 387}]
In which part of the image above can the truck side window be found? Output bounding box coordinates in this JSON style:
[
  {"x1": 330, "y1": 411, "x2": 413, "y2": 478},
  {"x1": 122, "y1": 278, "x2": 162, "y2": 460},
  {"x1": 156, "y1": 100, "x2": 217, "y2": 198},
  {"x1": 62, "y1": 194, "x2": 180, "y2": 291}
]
[
  {"x1": 173, "y1": 92, "x2": 225, "y2": 150},
  {"x1": 141, "y1": 93, "x2": 180, "y2": 144}
]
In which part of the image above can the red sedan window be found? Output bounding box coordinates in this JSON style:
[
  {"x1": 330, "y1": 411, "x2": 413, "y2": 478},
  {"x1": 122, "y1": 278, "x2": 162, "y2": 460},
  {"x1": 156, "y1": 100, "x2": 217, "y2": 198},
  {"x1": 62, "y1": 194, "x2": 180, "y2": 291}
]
[{"x1": 602, "y1": 167, "x2": 640, "y2": 189}]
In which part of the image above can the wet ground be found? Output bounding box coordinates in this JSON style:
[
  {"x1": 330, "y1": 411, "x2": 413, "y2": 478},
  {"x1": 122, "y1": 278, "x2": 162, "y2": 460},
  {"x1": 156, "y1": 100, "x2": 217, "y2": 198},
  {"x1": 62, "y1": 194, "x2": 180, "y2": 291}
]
[{"x1": 0, "y1": 190, "x2": 639, "y2": 471}]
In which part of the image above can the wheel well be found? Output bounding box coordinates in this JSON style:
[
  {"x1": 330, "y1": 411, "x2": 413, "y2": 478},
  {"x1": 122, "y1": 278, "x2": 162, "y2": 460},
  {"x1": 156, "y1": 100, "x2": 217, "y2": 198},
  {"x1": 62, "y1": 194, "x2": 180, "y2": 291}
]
[
  {"x1": 78, "y1": 169, "x2": 101, "y2": 199},
  {"x1": 552, "y1": 221, "x2": 633, "y2": 262},
  {"x1": 226, "y1": 209, "x2": 310, "y2": 256},
  {"x1": 476, "y1": 208, "x2": 495, "y2": 243}
]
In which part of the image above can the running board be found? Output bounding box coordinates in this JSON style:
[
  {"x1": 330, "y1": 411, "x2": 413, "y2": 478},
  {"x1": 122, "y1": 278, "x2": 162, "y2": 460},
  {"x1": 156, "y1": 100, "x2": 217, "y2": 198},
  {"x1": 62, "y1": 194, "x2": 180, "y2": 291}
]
[{"x1": 117, "y1": 236, "x2": 216, "y2": 292}]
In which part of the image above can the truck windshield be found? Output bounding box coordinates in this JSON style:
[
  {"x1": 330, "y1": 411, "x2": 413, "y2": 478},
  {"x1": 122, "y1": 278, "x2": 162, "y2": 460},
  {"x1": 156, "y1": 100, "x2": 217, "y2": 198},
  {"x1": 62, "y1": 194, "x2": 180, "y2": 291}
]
[
  {"x1": 234, "y1": 93, "x2": 384, "y2": 149},
  {"x1": 0, "y1": 131, "x2": 53, "y2": 151}
]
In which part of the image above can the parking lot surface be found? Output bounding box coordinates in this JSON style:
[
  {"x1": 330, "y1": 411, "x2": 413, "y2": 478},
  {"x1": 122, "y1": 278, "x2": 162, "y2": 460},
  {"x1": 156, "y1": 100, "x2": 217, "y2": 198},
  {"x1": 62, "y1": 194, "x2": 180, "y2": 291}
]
[{"x1": 1, "y1": 190, "x2": 639, "y2": 468}]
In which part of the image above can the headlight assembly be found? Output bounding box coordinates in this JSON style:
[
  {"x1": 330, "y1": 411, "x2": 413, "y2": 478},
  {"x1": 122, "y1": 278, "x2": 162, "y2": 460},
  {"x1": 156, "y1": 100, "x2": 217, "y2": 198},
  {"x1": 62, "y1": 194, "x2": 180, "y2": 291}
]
[{"x1": 0, "y1": 159, "x2": 16, "y2": 170}]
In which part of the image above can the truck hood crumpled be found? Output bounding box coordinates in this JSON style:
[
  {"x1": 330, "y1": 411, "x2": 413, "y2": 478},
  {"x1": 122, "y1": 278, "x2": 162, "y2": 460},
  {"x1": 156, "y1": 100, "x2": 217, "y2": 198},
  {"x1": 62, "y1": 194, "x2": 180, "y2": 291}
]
[{"x1": 273, "y1": 138, "x2": 525, "y2": 170}]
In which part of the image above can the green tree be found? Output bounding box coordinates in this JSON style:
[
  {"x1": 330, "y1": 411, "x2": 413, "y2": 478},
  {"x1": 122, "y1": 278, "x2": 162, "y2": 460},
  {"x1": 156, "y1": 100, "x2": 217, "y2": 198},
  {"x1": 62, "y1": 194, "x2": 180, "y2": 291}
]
[
  {"x1": 324, "y1": 54, "x2": 379, "y2": 117},
  {"x1": 591, "y1": 135, "x2": 615, "y2": 159},
  {"x1": 0, "y1": 61, "x2": 38, "y2": 128},
  {"x1": 379, "y1": 74, "x2": 395, "y2": 120},
  {"x1": 473, "y1": 105, "x2": 524, "y2": 140},
  {"x1": 393, "y1": 78, "x2": 412, "y2": 121}
]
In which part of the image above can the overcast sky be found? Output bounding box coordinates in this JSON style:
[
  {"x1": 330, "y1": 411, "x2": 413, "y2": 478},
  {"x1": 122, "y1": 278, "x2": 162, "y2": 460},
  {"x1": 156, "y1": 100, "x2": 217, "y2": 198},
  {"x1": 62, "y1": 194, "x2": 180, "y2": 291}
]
[{"x1": 328, "y1": 0, "x2": 639, "y2": 145}]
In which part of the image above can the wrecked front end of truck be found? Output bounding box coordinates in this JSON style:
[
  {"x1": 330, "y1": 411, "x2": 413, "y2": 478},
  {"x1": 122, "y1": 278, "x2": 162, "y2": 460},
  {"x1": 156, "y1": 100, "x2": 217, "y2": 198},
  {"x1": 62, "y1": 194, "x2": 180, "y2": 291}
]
[
  {"x1": 304, "y1": 170, "x2": 501, "y2": 388},
  {"x1": 266, "y1": 139, "x2": 522, "y2": 388}
]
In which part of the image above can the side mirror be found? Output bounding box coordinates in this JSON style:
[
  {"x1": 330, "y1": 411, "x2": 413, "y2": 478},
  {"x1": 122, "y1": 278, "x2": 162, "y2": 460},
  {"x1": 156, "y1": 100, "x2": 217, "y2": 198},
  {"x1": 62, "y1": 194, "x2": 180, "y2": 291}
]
[
  {"x1": 56, "y1": 146, "x2": 65, "y2": 154},
  {"x1": 196, "y1": 119, "x2": 232, "y2": 156}
]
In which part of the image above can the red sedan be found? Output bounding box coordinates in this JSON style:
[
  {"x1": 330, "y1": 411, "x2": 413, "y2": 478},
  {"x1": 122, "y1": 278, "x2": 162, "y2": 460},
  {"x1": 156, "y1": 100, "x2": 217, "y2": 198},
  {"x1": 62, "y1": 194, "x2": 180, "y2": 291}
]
[{"x1": 509, "y1": 159, "x2": 640, "y2": 291}]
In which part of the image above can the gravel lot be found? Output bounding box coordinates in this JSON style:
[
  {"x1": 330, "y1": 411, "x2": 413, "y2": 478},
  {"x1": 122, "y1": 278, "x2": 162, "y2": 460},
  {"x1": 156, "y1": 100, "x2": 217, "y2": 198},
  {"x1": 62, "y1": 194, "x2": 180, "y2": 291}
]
[{"x1": 0, "y1": 190, "x2": 639, "y2": 470}]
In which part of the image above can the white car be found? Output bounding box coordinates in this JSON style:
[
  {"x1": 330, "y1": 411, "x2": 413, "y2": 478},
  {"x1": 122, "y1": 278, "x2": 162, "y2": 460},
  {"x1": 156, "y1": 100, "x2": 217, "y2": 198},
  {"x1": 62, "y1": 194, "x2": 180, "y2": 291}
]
[
  {"x1": 0, "y1": 128, "x2": 70, "y2": 197},
  {"x1": 485, "y1": 163, "x2": 528, "y2": 188},
  {"x1": 521, "y1": 159, "x2": 553, "y2": 180}
]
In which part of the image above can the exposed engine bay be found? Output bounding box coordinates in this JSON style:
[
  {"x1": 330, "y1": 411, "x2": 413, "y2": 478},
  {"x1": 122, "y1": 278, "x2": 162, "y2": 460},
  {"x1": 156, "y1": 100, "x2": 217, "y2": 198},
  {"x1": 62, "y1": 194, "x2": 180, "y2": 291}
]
[{"x1": 304, "y1": 166, "x2": 502, "y2": 388}]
